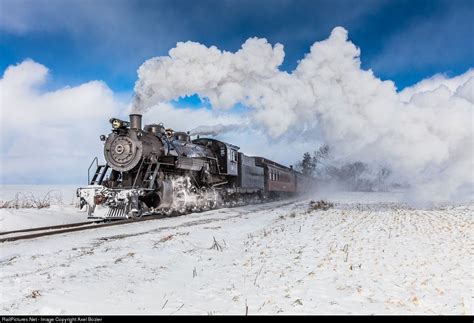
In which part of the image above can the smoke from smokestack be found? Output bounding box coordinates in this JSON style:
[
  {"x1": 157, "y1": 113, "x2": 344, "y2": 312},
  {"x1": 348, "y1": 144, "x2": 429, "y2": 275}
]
[
  {"x1": 189, "y1": 124, "x2": 241, "y2": 136},
  {"x1": 132, "y1": 27, "x2": 474, "y2": 203}
]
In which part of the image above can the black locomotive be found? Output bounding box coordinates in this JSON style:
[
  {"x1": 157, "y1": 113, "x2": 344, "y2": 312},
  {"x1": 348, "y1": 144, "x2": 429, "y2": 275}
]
[{"x1": 77, "y1": 114, "x2": 314, "y2": 219}]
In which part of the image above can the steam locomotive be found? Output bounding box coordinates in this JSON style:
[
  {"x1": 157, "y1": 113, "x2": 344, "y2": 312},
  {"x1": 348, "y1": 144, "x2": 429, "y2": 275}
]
[{"x1": 77, "y1": 114, "x2": 314, "y2": 219}]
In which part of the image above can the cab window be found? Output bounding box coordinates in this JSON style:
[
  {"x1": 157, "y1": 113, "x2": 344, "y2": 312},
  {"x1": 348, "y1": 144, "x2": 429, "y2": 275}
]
[{"x1": 228, "y1": 149, "x2": 238, "y2": 162}]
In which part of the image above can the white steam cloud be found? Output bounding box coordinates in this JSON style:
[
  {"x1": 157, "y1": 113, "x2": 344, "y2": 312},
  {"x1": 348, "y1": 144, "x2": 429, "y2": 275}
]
[
  {"x1": 133, "y1": 27, "x2": 473, "y2": 202},
  {"x1": 189, "y1": 124, "x2": 242, "y2": 136}
]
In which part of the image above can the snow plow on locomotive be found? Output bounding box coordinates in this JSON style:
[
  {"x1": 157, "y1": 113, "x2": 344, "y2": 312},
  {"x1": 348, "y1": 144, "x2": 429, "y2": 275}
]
[{"x1": 77, "y1": 114, "x2": 314, "y2": 219}]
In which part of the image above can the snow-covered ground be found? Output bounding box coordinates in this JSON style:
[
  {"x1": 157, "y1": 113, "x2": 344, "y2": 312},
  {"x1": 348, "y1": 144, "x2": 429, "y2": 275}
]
[{"x1": 0, "y1": 186, "x2": 472, "y2": 315}]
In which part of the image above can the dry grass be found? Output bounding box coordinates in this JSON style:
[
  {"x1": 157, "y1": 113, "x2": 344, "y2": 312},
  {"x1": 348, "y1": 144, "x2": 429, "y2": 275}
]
[
  {"x1": 0, "y1": 191, "x2": 63, "y2": 209},
  {"x1": 308, "y1": 200, "x2": 334, "y2": 211},
  {"x1": 210, "y1": 236, "x2": 225, "y2": 251},
  {"x1": 26, "y1": 290, "x2": 41, "y2": 299},
  {"x1": 114, "y1": 252, "x2": 135, "y2": 264}
]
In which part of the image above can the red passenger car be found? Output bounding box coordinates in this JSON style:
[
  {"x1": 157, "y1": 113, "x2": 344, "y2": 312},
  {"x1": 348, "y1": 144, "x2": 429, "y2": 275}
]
[{"x1": 254, "y1": 157, "x2": 296, "y2": 194}]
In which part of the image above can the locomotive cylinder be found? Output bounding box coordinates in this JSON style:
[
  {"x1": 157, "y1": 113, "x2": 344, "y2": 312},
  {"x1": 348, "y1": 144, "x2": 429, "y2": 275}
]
[{"x1": 130, "y1": 114, "x2": 142, "y2": 130}]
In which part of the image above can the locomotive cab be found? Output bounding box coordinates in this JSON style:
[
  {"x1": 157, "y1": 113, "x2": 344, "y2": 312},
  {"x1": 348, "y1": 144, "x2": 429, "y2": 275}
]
[{"x1": 192, "y1": 138, "x2": 239, "y2": 176}]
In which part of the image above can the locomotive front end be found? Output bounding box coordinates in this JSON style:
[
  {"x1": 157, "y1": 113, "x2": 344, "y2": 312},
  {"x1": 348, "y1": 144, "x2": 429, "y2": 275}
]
[
  {"x1": 77, "y1": 113, "x2": 167, "y2": 219},
  {"x1": 104, "y1": 120, "x2": 143, "y2": 172},
  {"x1": 104, "y1": 114, "x2": 163, "y2": 172}
]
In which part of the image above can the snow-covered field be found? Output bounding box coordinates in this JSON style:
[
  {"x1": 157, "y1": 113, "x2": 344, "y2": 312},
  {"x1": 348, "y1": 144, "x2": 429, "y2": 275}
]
[{"x1": 0, "y1": 186, "x2": 472, "y2": 315}]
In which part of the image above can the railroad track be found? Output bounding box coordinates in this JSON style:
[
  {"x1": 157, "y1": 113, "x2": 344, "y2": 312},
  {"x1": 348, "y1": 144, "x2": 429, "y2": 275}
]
[
  {"x1": 0, "y1": 204, "x2": 251, "y2": 243},
  {"x1": 0, "y1": 214, "x2": 169, "y2": 243},
  {"x1": 0, "y1": 198, "x2": 299, "y2": 243}
]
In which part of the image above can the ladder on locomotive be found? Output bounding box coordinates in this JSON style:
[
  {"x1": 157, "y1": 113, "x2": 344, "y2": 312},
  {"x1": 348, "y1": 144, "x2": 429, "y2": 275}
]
[
  {"x1": 134, "y1": 159, "x2": 160, "y2": 189},
  {"x1": 88, "y1": 157, "x2": 110, "y2": 185}
]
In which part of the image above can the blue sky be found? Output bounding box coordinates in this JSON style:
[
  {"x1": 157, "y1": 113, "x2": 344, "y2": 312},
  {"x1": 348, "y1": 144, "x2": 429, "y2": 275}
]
[{"x1": 1, "y1": 0, "x2": 473, "y2": 96}]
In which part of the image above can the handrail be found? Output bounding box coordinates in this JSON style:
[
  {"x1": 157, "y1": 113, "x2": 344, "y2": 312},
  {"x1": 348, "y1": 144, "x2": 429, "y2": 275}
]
[
  {"x1": 87, "y1": 157, "x2": 98, "y2": 184},
  {"x1": 132, "y1": 158, "x2": 146, "y2": 188}
]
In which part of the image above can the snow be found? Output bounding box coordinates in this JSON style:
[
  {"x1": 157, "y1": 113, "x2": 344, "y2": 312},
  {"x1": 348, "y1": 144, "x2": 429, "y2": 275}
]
[{"x1": 0, "y1": 187, "x2": 472, "y2": 315}]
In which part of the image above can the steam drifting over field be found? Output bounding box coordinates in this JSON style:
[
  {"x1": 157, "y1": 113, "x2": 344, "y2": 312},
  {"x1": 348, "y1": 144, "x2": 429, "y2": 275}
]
[{"x1": 133, "y1": 27, "x2": 473, "y2": 203}]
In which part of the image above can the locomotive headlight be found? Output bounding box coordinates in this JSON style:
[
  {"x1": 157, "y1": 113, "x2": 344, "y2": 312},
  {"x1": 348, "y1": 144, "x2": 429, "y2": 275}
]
[{"x1": 112, "y1": 119, "x2": 122, "y2": 129}]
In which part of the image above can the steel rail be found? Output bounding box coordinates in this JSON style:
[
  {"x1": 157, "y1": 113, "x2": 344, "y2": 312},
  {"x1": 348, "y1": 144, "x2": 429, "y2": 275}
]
[
  {"x1": 0, "y1": 220, "x2": 103, "y2": 236},
  {"x1": 0, "y1": 214, "x2": 169, "y2": 243}
]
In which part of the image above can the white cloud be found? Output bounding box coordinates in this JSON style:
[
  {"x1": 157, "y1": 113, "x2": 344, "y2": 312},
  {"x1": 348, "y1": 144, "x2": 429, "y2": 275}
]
[{"x1": 0, "y1": 59, "x2": 124, "y2": 184}]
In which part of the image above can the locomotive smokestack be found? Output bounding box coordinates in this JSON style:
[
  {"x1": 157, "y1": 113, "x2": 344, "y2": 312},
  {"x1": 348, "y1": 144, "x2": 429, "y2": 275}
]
[{"x1": 130, "y1": 114, "x2": 142, "y2": 130}]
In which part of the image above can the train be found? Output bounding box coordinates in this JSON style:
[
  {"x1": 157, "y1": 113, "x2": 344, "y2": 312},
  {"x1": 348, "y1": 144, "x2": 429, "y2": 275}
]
[{"x1": 77, "y1": 114, "x2": 315, "y2": 219}]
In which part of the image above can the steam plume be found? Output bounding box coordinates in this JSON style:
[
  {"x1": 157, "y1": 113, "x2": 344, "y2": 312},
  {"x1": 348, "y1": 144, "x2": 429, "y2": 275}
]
[{"x1": 133, "y1": 27, "x2": 474, "y2": 202}]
